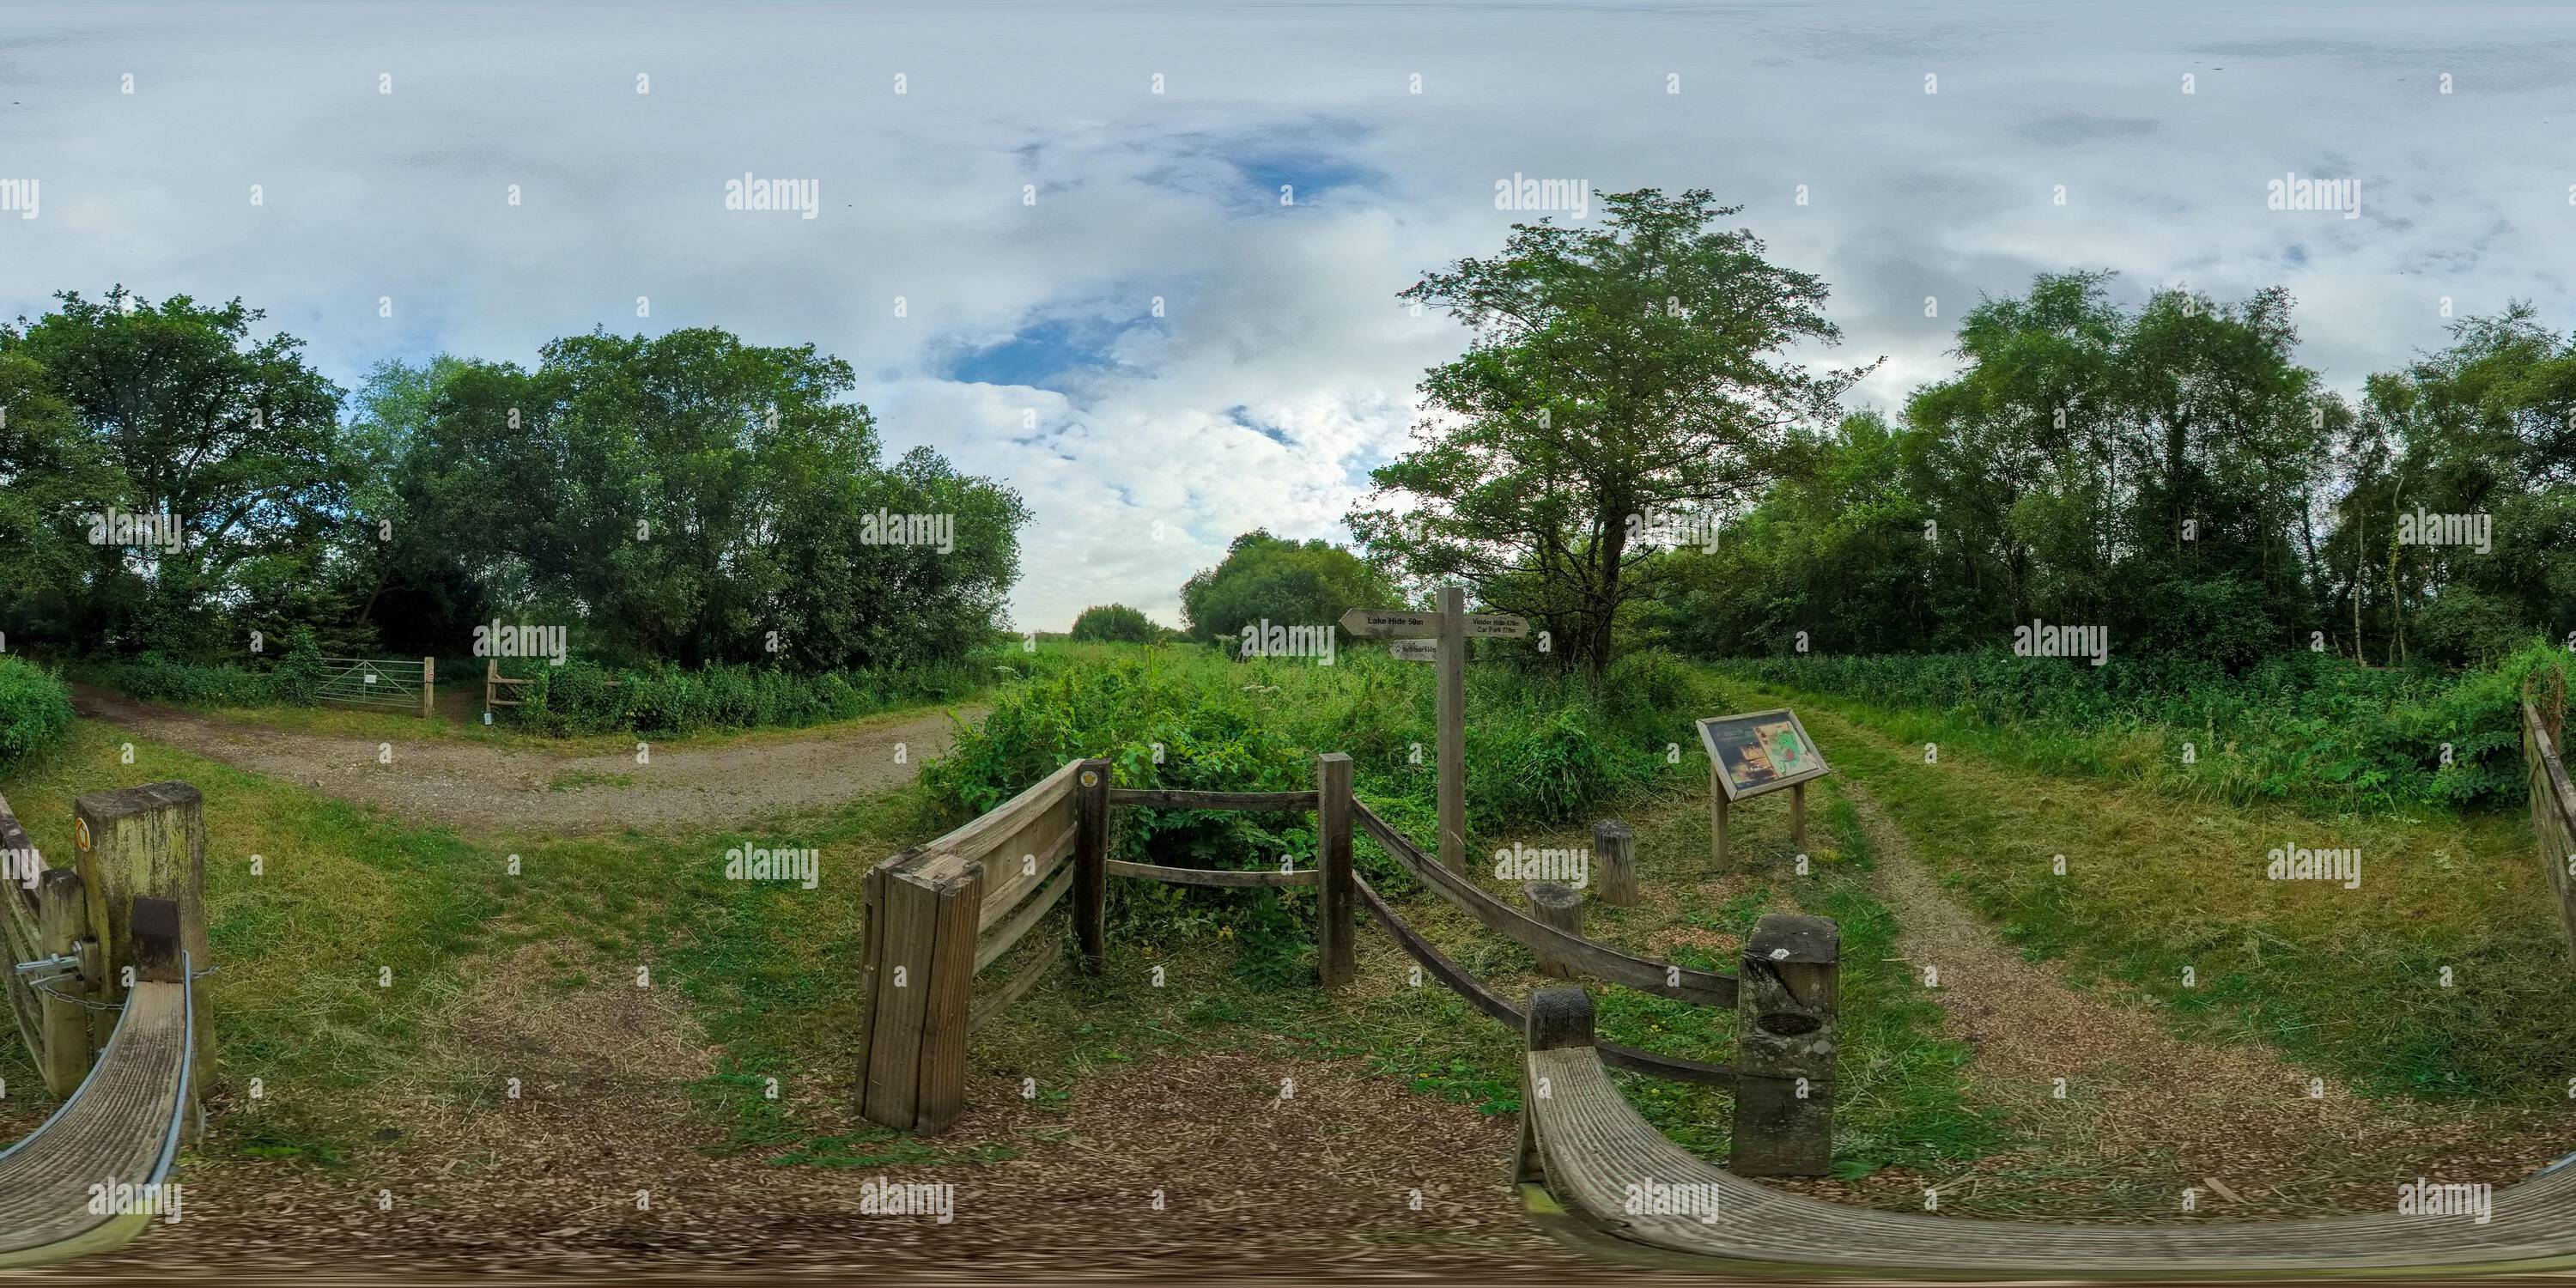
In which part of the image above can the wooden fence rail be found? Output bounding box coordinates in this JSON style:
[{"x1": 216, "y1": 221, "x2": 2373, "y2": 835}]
[{"x1": 2526, "y1": 694, "x2": 2576, "y2": 959}]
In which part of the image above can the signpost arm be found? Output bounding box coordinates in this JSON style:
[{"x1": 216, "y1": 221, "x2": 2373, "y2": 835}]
[{"x1": 1436, "y1": 586, "x2": 1467, "y2": 871}]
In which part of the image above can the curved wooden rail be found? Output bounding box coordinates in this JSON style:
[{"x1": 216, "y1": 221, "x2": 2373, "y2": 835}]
[
  {"x1": 1106, "y1": 859, "x2": 1318, "y2": 888},
  {"x1": 0, "y1": 968, "x2": 194, "y2": 1268},
  {"x1": 1516, "y1": 986, "x2": 2576, "y2": 1279},
  {"x1": 1352, "y1": 803, "x2": 1735, "y2": 1008},
  {"x1": 1356, "y1": 876, "x2": 1735, "y2": 1084}
]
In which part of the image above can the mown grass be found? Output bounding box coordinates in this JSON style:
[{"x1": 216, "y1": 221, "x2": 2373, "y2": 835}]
[{"x1": 1722, "y1": 676, "x2": 2576, "y2": 1103}]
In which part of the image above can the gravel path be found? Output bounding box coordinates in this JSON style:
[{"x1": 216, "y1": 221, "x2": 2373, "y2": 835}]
[{"x1": 68, "y1": 683, "x2": 984, "y2": 837}]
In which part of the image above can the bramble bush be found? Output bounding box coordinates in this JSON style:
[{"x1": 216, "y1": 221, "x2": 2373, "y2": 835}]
[{"x1": 0, "y1": 656, "x2": 76, "y2": 769}]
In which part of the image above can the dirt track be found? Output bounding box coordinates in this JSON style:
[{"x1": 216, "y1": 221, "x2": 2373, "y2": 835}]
[{"x1": 68, "y1": 684, "x2": 984, "y2": 837}]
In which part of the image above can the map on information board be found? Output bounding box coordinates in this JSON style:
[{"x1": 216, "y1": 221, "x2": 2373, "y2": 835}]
[{"x1": 1696, "y1": 708, "x2": 1831, "y2": 801}]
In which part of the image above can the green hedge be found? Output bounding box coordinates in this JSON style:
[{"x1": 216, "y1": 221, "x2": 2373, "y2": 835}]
[
  {"x1": 1715, "y1": 643, "x2": 2569, "y2": 811},
  {"x1": 69, "y1": 640, "x2": 329, "y2": 709},
  {"x1": 493, "y1": 650, "x2": 1009, "y2": 738},
  {"x1": 0, "y1": 656, "x2": 76, "y2": 770}
]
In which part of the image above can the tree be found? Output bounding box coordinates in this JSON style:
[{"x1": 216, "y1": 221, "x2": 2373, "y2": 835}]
[
  {"x1": 1179, "y1": 530, "x2": 1395, "y2": 651},
  {"x1": 1069, "y1": 604, "x2": 1161, "y2": 644},
  {"x1": 1349, "y1": 189, "x2": 1871, "y2": 681},
  {"x1": 3, "y1": 288, "x2": 351, "y2": 655},
  {"x1": 0, "y1": 351, "x2": 122, "y2": 650}
]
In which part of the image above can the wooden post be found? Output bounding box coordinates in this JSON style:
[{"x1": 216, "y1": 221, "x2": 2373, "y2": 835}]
[
  {"x1": 422, "y1": 656, "x2": 435, "y2": 719},
  {"x1": 857, "y1": 851, "x2": 983, "y2": 1133},
  {"x1": 1527, "y1": 984, "x2": 1594, "y2": 1050},
  {"x1": 1315, "y1": 752, "x2": 1356, "y2": 989},
  {"x1": 1710, "y1": 766, "x2": 1731, "y2": 870},
  {"x1": 1436, "y1": 585, "x2": 1467, "y2": 870},
  {"x1": 34, "y1": 867, "x2": 94, "y2": 1098},
  {"x1": 74, "y1": 783, "x2": 208, "y2": 1048},
  {"x1": 1730, "y1": 913, "x2": 1838, "y2": 1177},
  {"x1": 1525, "y1": 882, "x2": 1583, "y2": 978},
  {"x1": 1073, "y1": 759, "x2": 1111, "y2": 975},
  {"x1": 1790, "y1": 781, "x2": 1807, "y2": 854},
  {"x1": 1594, "y1": 820, "x2": 1637, "y2": 906}
]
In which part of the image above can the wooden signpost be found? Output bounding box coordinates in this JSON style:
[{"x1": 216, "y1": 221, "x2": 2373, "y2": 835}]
[
  {"x1": 1340, "y1": 588, "x2": 1529, "y2": 870},
  {"x1": 1696, "y1": 708, "x2": 1830, "y2": 869}
]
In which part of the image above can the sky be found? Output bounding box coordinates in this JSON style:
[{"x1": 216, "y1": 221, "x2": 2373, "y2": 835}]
[{"x1": 5, "y1": 0, "x2": 2573, "y2": 631}]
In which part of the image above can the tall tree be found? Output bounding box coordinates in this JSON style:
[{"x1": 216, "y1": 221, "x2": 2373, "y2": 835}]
[{"x1": 1349, "y1": 189, "x2": 1871, "y2": 680}]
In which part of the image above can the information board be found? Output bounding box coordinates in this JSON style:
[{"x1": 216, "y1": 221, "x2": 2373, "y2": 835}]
[{"x1": 1696, "y1": 708, "x2": 1830, "y2": 801}]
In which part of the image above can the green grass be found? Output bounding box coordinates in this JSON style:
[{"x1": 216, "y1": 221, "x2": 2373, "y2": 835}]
[{"x1": 1722, "y1": 674, "x2": 2575, "y2": 1103}]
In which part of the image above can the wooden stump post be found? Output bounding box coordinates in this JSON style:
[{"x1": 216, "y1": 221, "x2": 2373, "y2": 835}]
[
  {"x1": 1525, "y1": 882, "x2": 1583, "y2": 978},
  {"x1": 1517, "y1": 985, "x2": 1596, "y2": 1186},
  {"x1": 74, "y1": 783, "x2": 209, "y2": 1054},
  {"x1": 1730, "y1": 913, "x2": 1838, "y2": 1177},
  {"x1": 1790, "y1": 781, "x2": 1808, "y2": 854},
  {"x1": 857, "y1": 851, "x2": 983, "y2": 1133},
  {"x1": 1315, "y1": 752, "x2": 1356, "y2": 989},
  {"x1": 35, "y1": 867, "x2": 94, "y2": 1098},
  {"x1": 421, "y1": 656, "x2": 435, "y2": 720},
  {"x1": 1594, "y1": 820, "x2": 1637, "y2": 906},
  {"x1": 1073, "y1": 759, "x2": 1111, "y2": 974}
]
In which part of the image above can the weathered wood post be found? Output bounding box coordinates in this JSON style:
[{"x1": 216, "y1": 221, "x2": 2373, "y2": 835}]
[
  {"x1": 421, "y1": 656, "x2": 435, "y2": 719},
  {"x1": 857, "y1": 851, "x2": 983, "y2": 1133},
  {"x1": 1525, "y1": 882, "x2": 1583, "y2": 978},
  {"x1": 1073, "y1": 758, "x2": 1112, "y2": 974},
  {"x1": 75, "y1": 783, "x2": 209, "y2": 1056},
  {"x1": 35, "y1": 867, "x2": 94, "y2": 1097},
  {"x1": 1436, "y1": 585, "x2": 1467, "y2": 870},
  {"x1": 1790, "y1": 781, "x2": 1808, "y2": 854},
  {"x1": 1594, "y1": 820, "x2": 1637, "y2": 906},
  {"x1": 1730, "y1": 912, "x2": 1838, "y2": 1176},
  {"x1": 1709, "y1": 764, "x2": 1731, "y2": 869},
  {"x1": 1315, "y1": 752, "x2": 1356, "y2": 989}
]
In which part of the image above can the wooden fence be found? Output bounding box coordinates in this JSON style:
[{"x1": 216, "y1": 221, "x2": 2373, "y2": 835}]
[
  {"x1": 854, "y1": 755, "x2": 1838, "y2": 1175},
  {"x1": 2526, "y1": 682, "x2": 2576, "y2": 959}
]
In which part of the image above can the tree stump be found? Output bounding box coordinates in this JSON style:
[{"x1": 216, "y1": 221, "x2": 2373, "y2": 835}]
[
  {"x1": 1594, "y1": 820, "x2": 1637, "y2": 906},
  {"x1": 1525, "y1": 881, "x2": 1583, "y2": 978}
]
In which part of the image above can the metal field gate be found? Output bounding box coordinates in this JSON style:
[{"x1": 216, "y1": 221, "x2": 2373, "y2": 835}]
[{"x1": 316, "y1": 656, "x2": 436, "y2": 717}]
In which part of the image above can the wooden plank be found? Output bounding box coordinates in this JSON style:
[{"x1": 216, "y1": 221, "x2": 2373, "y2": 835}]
[
  {"x1": 976, "y1": 862, "x2": 1073, "y2": 973},
  {"x1": 0, "y1": 979, "x2": 192, "y2": 1265},
  {"x1": 1339, "y1": 608, "x2": 1530, "y2": 639},
  {"x1": 35, "y1": 868, "x2": 93, "y2": 1098},
  {"x1": 1315, "y1": 753, "x2": 1355, "y2": 990},
  {"x1": 911, "y1": 854, "x2": 981, "y2": 1133},
  {"x1": 0, "y1": 793, "x2": 48, "y2": 1064},
  {"x1": 1353, "y1": 875, "x2": 1733, "y2": 1084},
  {"x1": 1355, "y1": 804, "x2": 1736, "y2": 1008},
  {"x1": 926, "y1": 760, "x2": 1082, "y2": 864},
  {"x1": 976, "y1": 818, "x2": 1077, "y2": 932},
  {"x1": 1105, "y1": 860, "x2": 1317, "y2": 888},
  {"x1": 969, "y1": 939, "x2": 1064, "y2": 1034},
  {"x1": 859, "y1": 850, "x2": 969, "y2": 1130},
  {"x1": 1105, "y1": 787, "x2": 1319, "y2": 811},
  {"x1": 1073, "y1": 759, "x2": 1110, "y2": 973}
]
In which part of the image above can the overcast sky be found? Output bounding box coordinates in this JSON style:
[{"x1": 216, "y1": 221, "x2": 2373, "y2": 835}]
[{"x1": 6, "y1": 1, "x2": 2573, "y2": 630}]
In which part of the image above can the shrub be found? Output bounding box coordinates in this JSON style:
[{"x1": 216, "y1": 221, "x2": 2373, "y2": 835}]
[
  {"x1": 0, "y1": 656, "x2": 75, "y2": 769},
  {"x1": 1068, "y1": 604, "x2": 1162, "y2": 644},
  {"x1": 495, "y1": 651, "x2": 1005, "y2": 738}
]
